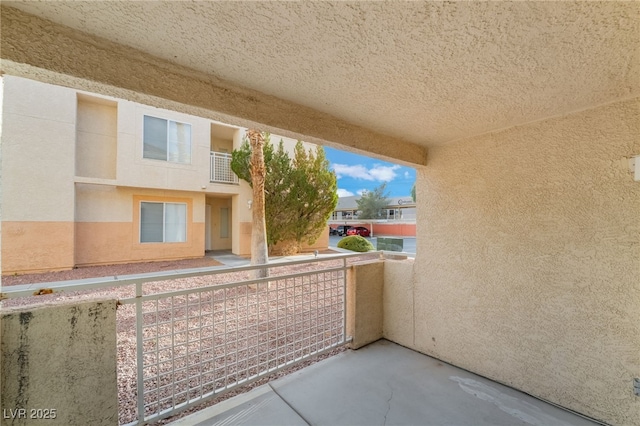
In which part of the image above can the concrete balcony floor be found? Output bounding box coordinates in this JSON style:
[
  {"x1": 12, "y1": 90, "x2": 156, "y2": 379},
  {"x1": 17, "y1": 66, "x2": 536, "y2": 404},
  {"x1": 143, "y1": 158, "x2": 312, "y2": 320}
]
[{"x1": 170, "y1": 340, "x2": 598, "y2": 426}]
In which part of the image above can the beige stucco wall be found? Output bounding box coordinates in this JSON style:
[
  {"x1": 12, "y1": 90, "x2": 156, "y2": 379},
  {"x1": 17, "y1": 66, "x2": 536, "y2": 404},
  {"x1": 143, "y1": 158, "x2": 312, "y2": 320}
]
[
  {"x1": 382, "y1": 258, "x2": 415, "y2": 349},
  {"x1": 0, "y1": 76, "x2": 245, "y2": 272},
  {"x1": 0, "y1": 6, "x2": 427, "y2": 167},
  {"x1": 412, "y1": 98, "x2": 640, "y2": 425},
  {"x1": 1, "y1": 76, "x2": 77, "y2": 273},
  {"x1": 76, "y1": 94, "x2": 118, "y2": 180},
  {"x1": 0, "y1": 75, "x2": 330, "y2": 271},
  {"x1": 2, "y1": 222, "x2": 75, "y2": 274},
  {"x1": 1, "y1": 299, "x2": 118, "y2": 425},
  {"x1": 117, "y1": 100, "x2": 212, "y2": 192},
  {"x1": 1, "y1": 76, "x2": 332, "y2": 266},
  {"x1": 347, "y1": 260, "x2": 384, "y2": 349},
  {"x1": 0, "y1": 76, "x2": 3, "y2": 275},
  {"x1": 1, "y1": 76, "x2": 76, "y2": 222},
  {"x1": 2, "y1": 75, "x2": 243, "y2": 194},
  {"x1": 75, "y1": 184, "x2": 206, "y2": 266}
]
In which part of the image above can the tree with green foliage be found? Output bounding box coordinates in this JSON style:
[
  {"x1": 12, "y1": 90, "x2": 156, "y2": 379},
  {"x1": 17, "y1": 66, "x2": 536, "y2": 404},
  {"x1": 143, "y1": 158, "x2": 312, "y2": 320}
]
[
  {"x1": 231, "y1": 134, "x2": 338, "y2": 254},
  {"x1": 356, "y1": 182, "x2": 390, "y2": 219},
  {"x1": 411, "y1": 183, "x2": 416, "y2": 202}
]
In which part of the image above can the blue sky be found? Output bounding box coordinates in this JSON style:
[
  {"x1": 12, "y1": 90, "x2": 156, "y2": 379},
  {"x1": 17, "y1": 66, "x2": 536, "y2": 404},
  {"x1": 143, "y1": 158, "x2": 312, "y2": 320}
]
[{"x1": 323, "y1": 147, "x2": 415, "y2": 198}]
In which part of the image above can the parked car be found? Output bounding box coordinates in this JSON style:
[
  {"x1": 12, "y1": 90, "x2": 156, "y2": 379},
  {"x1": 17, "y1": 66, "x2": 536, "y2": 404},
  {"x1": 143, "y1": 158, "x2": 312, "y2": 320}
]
[
  {"x1": 331, "y1": 225, "x2": 353, "y2": 236},
  {"x1": 347, "y1": 226, "x2": 370, "y2": 237}
]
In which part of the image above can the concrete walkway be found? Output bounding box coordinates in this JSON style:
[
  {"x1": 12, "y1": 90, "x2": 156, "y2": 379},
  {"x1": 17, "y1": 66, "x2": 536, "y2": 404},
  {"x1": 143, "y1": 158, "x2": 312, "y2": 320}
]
[
  {"x1": 170, "y1": 340, "x2": 599, "y2": 426},
  {"x1": 206, "y1": 248, "x2": 354, "y2": 268}
]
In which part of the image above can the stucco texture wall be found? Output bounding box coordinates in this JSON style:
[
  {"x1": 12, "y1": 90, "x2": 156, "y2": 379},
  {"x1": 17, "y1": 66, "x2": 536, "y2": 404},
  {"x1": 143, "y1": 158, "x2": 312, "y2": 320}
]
[
  {"x1": 75, "y1": 184, "x2": 206, "y2": 266},
  {"x1": 347, "y1": 260, "x2": 384, "y2": 349},
  {"x1": 0, "y1": 6, "x2": 426, "y2": 167},
  {"x1": 1, "y1": 300, "x2": 118, "y2": 425},
  {"x1": 1, "y1": 76, "x2": 77, "y2": 273},
  {"x1": 413, "y1": 98, "x2": 640, "y2": 425},
  {"x1": 383, "y1": 258, "x2": 414, "y2": 349}
]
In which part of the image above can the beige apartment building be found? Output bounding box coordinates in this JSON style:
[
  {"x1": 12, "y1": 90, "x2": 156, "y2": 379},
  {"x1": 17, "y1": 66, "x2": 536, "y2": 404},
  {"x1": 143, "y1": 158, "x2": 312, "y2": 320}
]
[{"x1": 0, "y1": 76, "x2": 326, "y2": 274}]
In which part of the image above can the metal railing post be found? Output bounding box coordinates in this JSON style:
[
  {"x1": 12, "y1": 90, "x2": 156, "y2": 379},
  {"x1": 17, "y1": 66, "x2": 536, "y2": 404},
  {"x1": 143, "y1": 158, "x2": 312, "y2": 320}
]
[
  {"x1": 342, "y1": 257, "x2": 348, "y2": 343},
  {"x1": 135, "y1": 282, "x2": 145, "y2": 425}
]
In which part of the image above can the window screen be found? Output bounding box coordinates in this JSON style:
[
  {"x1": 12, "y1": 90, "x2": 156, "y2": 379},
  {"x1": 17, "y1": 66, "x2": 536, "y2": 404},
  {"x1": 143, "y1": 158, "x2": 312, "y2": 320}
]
[{"x1": 143, "y1": 115, "x2": 191, "y2": 164}]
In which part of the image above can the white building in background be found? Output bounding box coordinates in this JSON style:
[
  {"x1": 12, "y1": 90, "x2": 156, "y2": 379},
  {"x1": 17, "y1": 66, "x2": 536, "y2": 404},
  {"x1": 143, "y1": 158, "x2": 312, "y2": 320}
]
[
  {"x1": 0, "y1": 76, "x2": 327, "y2": 274},
  {"x1": 329, "y1": 195, "x2": 417, "y2": 237},
  {"x1": 331, "y1": 196, "x2": 416, "y2": 221}
]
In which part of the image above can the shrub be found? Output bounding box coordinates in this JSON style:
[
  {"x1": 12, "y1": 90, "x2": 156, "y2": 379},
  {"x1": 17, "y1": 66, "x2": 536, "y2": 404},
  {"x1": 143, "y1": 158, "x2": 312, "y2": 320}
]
[{"x1": 337, "y1": 235, "x2": 375, "y2": 252}]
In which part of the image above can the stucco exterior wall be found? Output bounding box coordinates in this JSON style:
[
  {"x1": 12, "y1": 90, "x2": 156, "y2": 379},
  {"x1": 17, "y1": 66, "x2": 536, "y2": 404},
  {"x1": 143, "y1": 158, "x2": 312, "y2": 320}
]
[
  {"x1": 413, "y1": 98, "x2": 640, "y2": 425},
  {"x1": 383, "y1": 258, "x2": 415, "y2": 349},
  {"x1": 0, "y1": 75, "x2": 330, "y2": 272},
  {"x1": 1, "y1": 76, "x2": 77, "y2": 273},
  {"x1": 116, "y1": 100, "x2": 213, "y2": 192},
  {"x1": 0, "y1": 6, "x2": 427, "y2": 167},
  {"x1": 347, "y1": 260, "x2": 384, "y2": 349},
  {"x1": 76, "y1": 94, "x2": 118, "y2": 180},
  {"x1": 0, "y1": 76, "x2": 3, "y2": 275},
  {"x1": 0, "y1": 300, "x2": 118, "y2": 425},
  {"x1": 0, "y1": 77, "x2": 77, "y2": 220},
  {"x1": 75, "y1": 184, "x2": 206, "y2": 266},
  {"x1": 2, "y1": 222, "x2": 76, "y2": 274}
]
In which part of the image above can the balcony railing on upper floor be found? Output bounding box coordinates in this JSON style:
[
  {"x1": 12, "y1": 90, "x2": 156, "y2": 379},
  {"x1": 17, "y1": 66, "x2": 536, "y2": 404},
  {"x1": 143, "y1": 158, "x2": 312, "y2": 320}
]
[{"x1": 210, "y1": 152, "x2": 239, "y2": 184}]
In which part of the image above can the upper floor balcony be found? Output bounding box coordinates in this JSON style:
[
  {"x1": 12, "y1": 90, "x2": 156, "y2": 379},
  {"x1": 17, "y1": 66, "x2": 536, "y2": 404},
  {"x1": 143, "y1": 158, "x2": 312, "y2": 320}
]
[{"x1": 210, "y1": 151, "x2": 239, "y2": 184}]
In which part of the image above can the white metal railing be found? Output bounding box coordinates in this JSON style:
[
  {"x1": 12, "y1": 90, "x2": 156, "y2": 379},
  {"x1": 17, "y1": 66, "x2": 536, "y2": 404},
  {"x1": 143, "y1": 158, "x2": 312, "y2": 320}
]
[
  {"x1": 0, "y1": 253, "x2": 377, "y2": 425},
  {"x1": 123, "y1": 260, "x2": 349, "y2": 424},
  {"x1": 210, "y1": 152, "x2": 239, "y2": 184}
]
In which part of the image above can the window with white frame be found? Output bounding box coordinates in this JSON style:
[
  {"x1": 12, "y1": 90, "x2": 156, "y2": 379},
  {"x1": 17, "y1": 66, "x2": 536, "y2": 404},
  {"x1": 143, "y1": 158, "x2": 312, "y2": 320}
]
[
  {"x1": 140, "y1": 202, "x2": 187, "y2": 243},
  {"x1": 143, "y1": 115, "x2": 192, "y2": 163}
]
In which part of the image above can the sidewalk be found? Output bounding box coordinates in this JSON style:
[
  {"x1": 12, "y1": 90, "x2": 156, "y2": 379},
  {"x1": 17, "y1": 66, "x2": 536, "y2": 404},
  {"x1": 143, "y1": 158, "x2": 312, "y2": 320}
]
[
  {"x1": 169, "y1": 340, "x2": 599, "y2": 426},
  {"x1": 206, "y1": 248, "x2": 353, "y2": 268}
]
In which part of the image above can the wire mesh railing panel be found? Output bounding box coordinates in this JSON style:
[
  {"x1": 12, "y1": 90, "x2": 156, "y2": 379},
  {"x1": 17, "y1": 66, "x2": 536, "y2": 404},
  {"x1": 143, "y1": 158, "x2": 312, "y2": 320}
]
[
  {"x1": 210, "y1": 152, "x2": 239, "y2": 184},
  {"x1": 0, "y1": 252, "x2": 380, "y2": 426},
  {"x1": 131, "y1": 266, "x2": 347, "y2": 423}
]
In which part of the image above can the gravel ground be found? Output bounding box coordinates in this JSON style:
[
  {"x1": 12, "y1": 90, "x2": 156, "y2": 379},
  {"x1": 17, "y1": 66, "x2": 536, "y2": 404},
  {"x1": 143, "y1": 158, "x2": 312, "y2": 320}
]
[
  {"x1": 1, "y1": 253, "x2": 378, "y2": 425},
  {"x1": 1, "y1": 257, "x2": 224, "y2": 286}
]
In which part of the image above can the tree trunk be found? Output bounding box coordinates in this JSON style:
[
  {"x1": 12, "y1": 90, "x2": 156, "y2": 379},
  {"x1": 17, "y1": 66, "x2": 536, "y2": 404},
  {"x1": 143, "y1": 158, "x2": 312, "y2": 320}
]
[{"x1": 248, "y1": 130, "x2": 269, "y2": 279}]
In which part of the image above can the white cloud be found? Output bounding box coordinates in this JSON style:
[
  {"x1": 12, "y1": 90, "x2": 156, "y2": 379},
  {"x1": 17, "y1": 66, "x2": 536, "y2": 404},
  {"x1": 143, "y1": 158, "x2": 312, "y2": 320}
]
[
  {"x1": 404, "y1": 171, "x2": 410, "y2": 179},
  {"x1": 333, "y1": 164, "x2": 374, "y2": 181},
  {"x1": 336, "y1": 188, "x2": 355, "y2": 197},
  {"x1": 356, "y1": 189, "x2": 367, "y2": 196},
  {"x1": 333, "y1": 163, "x2": 400, "y2": 182},
  {"x1": 369, "y1": 165, "x2": 401, "y2": 182}
]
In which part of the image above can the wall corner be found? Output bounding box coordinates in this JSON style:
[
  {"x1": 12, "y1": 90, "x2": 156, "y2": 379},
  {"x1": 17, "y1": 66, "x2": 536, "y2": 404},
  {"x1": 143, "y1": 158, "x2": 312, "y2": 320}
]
[{"x1": 346, "y1": 260, "x2": 384, "y2": 349}]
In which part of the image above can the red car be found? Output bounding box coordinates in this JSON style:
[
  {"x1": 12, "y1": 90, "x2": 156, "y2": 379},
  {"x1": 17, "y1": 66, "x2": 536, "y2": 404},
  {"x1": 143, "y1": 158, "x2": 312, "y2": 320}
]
[{"x1": 346, "y1": 226, "x2": 370, "y2": 237}]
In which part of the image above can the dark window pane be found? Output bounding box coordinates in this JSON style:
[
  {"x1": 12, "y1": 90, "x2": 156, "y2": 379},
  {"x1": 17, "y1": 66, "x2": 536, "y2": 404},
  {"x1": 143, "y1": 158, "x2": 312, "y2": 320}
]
[
  {"x1": 143, "y1": 116, "x2": 167, "y2": 160},
  {"x1": 140, "y1": 202, "x2": 163, "y2": 242}
]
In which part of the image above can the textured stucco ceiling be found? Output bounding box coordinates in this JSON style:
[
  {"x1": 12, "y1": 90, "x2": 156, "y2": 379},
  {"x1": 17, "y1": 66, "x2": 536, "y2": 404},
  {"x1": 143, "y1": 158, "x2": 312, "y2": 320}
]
[{"x1": 3, "y1": 1, "x2": 639, "y2": 147}]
